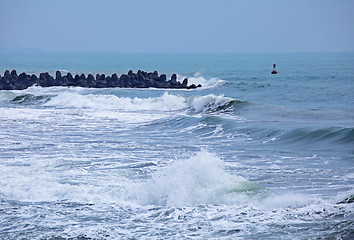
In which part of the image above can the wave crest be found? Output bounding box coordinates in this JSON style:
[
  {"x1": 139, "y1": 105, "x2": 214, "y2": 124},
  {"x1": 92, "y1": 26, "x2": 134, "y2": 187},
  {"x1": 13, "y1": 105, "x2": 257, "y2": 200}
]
[
  {"x1": 132, "y1": 150, "x2": 260, "y2": 207},
  {"x1": 281, "y1": 127, "x2": 354, "y2": 145},
  {"x1": 12, "y1": 94, "x2": 51, "y2": 104},
  {"x1": 45, "y1": 92, "x2": 188, "y2": 112},
  {"x1": 186, "y1": 94, "x2": 241, "y2": 113},
  {"x1": 44, "y1": 92, "x2": 242, "y2": 114}
]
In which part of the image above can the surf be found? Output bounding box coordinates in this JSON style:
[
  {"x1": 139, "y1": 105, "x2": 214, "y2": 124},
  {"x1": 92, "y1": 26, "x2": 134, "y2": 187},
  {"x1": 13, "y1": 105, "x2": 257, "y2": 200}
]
[
  {"x1": 42, "y1": 91, "x2": 244, "y2": 115},
  {"x1": 131, "y1": 149, "x2": 261, "y2": 207}
]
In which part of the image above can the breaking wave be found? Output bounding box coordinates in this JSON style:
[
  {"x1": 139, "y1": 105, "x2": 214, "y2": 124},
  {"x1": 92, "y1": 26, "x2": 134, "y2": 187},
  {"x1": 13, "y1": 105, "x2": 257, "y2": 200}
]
[
  {"x1": 132, "y1": 150, "x2": 261, "y2": 207},
  {"x1": 186, "y1": 94, "x2": 244, "y2": 113},
  {"x1": 178, "y1": 73, "x2": 226, "y2": 89},
  {"x1": 41, "y1": 92, "x2": 244, "y2": 115},
  {"x1": 12, "y1": 93, "x2": 52, "y2": 104}
]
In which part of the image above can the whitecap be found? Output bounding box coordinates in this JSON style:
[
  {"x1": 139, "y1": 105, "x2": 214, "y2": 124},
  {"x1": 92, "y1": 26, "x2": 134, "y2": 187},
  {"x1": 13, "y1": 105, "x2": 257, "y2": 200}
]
[
  {"x1": 45, "y1": 92, "x2": 188, "y2": 112},
  {"x1": 178, "y1": 72, "x2": 226, "y2": 89},
  {"x1": 132, "y1": 150, "x2": 260, "y2": 207}
]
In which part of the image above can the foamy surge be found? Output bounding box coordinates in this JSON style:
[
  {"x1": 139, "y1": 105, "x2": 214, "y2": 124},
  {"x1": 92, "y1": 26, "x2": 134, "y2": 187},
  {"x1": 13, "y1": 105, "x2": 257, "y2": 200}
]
[
  {"x1": 0, "y1": 159, "x2": 132, "y2": 203},
  {"x1": 0, "y1": 150, "x2": 257, "y2": 206},
  {"x1": 45, "y1": 92, "x2": 187, "y2": 112},
  {"x1": 132, "y1": 150, "x2": 259, "y2": 207}
]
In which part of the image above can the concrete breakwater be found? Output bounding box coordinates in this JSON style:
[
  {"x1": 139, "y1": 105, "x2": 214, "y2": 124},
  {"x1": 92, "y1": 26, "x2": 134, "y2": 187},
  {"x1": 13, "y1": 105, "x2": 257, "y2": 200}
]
[{"x1": 0, "y1": 70, "x2": 201, "y2": 90}]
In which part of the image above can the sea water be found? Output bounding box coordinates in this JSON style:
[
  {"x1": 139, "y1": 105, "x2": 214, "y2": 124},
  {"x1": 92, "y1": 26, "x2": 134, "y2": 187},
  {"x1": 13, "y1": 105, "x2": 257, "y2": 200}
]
[{"x1": 0, "y1": 52, "x2": 353, "y2": 239}]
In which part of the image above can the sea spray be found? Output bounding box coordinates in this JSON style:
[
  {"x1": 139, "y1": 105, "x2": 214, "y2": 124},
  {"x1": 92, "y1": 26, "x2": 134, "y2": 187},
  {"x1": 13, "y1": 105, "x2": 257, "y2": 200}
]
[
  {"x1": 178, "y1": 73, "x2": 226, "y2": 90},
  {"x1": 132, "y1": 150, "x2": 260, "y2": 207}
]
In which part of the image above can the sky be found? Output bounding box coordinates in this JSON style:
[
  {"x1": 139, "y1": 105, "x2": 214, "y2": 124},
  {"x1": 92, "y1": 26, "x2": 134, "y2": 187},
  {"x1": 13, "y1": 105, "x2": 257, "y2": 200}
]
[{"x1": 0, "y1": 0, "x2": 354, "y2": 53}]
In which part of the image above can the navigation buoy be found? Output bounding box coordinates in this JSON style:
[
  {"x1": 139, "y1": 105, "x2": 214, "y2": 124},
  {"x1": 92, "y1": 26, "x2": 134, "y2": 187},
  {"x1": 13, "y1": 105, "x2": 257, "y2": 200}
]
[{"x1": 271, "y1": 64, "x2": 278, "y2": 74}]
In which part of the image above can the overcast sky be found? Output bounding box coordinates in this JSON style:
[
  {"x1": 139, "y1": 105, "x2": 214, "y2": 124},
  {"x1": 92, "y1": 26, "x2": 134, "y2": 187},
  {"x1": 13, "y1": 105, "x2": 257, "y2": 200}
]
[{"x1": 1, "y1": 0, "x2": 353, "y2": 53}]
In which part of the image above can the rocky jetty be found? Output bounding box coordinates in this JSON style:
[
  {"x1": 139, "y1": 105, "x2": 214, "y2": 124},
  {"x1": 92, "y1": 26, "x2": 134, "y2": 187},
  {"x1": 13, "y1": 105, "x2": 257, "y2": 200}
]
[{"x1": 0, "y1": 70, "x2": 201, "y2": 90}]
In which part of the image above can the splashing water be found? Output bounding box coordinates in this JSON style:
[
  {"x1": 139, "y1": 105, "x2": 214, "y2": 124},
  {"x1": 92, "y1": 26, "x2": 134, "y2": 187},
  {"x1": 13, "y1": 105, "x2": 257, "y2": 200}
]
[{"x1": 133, "y1": 150, "x2": 260, "y2": 207}]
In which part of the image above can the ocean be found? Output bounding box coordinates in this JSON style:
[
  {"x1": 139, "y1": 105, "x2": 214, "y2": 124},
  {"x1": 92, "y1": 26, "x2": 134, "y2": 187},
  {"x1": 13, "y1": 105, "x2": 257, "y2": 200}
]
[{"x1": 0, "y1": 52, "x2": 353, "y2": 239}]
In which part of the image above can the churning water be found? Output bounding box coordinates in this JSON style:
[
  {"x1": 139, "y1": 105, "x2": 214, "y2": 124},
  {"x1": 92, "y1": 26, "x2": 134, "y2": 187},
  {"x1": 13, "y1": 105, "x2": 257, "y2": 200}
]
[{"x1": 0, "y1": 52, "x2": 353, "y2": 239}]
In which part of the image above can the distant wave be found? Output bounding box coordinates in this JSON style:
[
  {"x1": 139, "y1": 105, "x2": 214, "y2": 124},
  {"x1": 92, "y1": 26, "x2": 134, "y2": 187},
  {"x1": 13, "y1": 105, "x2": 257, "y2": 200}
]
[
  {"x1": 9, "y1": 91, "x2": 244, "y2": 115},
  {"x1": 12, "y1": 93, "x2": 52, "y2": 104},
  {"x1": 186, "y1": 94, "x2": 246, "y2": 114},
  {"x1": 280, "y1": 127, "x2": 354, "y2": 145},
  {"x1": 44, "y1": 92, "x2": 188, "y2": 112}
]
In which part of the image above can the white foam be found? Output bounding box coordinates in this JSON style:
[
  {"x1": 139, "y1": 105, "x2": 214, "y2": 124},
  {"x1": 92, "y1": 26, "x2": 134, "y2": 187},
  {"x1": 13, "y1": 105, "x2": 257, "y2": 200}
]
[
  {"x1": 0, "y1": 160, "x2": 132, "y2": 203},
  {"x1": 0, "y1": 91, "x2": 16, "y2": 101},
  {"x1": 132, "y1": 150, "x2": 258, "y2": 207},
  {"x1": 45, "y1": 92, "x2": 188, "y2": 112},
  {"x1": 45, "y1": 91, "x2": 235, "y2": 115},
  {"x1": 5, "y1": 89, "x2": 237, "y2": 126},
  {"x1": 259, "y1": 192, "x2": 314, "y2": 209},
  {"x1": 0, "y1": 150, "x2": 257, "y2": 206},
  {"x1": 178, "y1": 72, "x2": 226, "y2": 89},
  {"x1": 0, "y1": 107, "x2": 49, "y2": 120}
]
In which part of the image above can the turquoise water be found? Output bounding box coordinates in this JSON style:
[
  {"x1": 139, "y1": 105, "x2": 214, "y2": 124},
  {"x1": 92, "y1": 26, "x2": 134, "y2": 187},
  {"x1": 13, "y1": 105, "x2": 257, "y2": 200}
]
[{"x1": 0, "y1": 52, "x2": 353, "y2": 239}]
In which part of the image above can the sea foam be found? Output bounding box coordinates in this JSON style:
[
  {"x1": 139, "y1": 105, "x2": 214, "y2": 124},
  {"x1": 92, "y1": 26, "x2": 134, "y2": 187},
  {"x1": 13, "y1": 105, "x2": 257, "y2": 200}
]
[{"x1": 45, "y1": 92, "x2": 187, "y2": 112}]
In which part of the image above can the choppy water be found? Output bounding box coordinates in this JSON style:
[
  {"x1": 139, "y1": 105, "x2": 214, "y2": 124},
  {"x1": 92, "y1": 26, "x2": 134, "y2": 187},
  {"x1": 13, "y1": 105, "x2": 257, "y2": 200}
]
[{"x1": 0, "y1": 52, "x2": 353, "y2": 239}]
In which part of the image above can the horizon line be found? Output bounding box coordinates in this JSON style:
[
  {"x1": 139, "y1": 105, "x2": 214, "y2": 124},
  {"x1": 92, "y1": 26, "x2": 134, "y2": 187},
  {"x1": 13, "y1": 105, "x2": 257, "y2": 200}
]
[{"x1": 1, "y1": 48, "x2": 354, "y2": 55}]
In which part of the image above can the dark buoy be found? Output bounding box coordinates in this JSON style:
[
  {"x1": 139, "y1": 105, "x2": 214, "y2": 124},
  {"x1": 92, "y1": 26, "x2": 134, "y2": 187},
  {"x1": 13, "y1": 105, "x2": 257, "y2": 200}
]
[{"x1": 271, "y1": 64, "x2": 278, "y2": 74}]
